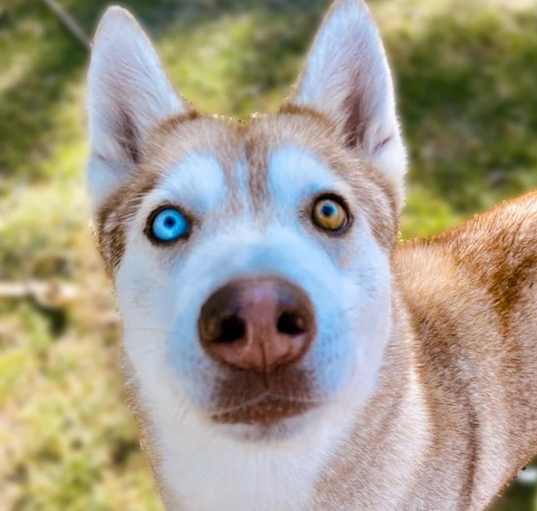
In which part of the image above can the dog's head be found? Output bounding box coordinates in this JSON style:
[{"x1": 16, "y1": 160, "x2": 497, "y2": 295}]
[{"x1": 87, "y1": 0, "x2": 406, "y2": 442}]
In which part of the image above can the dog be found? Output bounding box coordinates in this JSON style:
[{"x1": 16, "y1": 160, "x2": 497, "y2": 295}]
[{"x1": 85, "y1": 0, "x2": 537, "y2": 509}]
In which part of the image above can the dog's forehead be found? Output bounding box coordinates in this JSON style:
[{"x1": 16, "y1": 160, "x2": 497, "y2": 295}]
[{"x1": 145, "y1": 111, "x2": 352, "y2": 206}]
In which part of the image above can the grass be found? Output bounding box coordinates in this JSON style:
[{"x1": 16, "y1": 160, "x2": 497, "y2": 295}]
[{"x1": 1, "y1": 0, "x2": 537, "y2": 509}]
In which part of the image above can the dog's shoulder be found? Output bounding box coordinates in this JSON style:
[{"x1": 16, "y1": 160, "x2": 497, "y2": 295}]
[
  {"x1": 393, "y1": 190, "x2": 537, "y2": 397},
  {"x1": 395, "y1": 191, "x2": 537, "y2": 316}
]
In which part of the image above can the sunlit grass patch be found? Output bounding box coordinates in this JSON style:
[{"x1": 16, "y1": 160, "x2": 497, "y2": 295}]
[
  {"x1": 0, "y1": 180, "x2": 86, "y2": 280},
  {"x1": 390, "y1": 3, "x2": 537, "y2": 218},
  {"x1": 0, "y1": 301, "x2": 162, "y2": 510},
  {"x1": 158, "y1": 2, "x2": 323, "y2": 116},
  {"x1": 402, "y1": 184, "x2": 461, "y2": 239}
]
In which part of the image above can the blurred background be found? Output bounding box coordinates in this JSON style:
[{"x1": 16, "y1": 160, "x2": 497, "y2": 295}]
[{"x1": 1, "y1": 0, "x2": 537, "y2": 509}]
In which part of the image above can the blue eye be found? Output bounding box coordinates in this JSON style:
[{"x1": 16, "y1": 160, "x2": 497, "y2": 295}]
[{"x1": 150, "y1": 208, "x2": 190, "y2": 243}]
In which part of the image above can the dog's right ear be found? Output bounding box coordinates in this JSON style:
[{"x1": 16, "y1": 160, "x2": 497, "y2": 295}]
[{"x1": 86, "y1": 6, "x2": 188, "y2": 211}]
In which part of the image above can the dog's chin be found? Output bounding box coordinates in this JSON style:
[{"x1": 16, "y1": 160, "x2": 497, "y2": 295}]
[
  {"x1": 209, "y1": 396, "x2": 319, "y2": 442},
  {"x1": 212, "y1": 413, "x2": 315, "y2": 443}
]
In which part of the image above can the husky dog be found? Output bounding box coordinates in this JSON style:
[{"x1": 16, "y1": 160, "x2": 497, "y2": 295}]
[{"x1": 86, "y1": 0, "x2": 537, "y2": 509}]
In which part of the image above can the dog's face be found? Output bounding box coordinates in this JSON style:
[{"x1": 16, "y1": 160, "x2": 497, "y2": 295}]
[{"x1": 87, "y1": 0, "x2": 406, "y2": 443}]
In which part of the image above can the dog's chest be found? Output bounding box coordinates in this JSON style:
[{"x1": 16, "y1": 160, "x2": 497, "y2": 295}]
[
  {"x1": 158, "y1": 438, "x2": 321, "y2": 511},
  {"x1": 147, "y1": 399, "x2": 361, "y2": 511}
]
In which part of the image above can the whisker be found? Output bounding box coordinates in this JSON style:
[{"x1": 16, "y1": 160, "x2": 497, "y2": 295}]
[
  {"x1": 267, "y1": 393, "x2": 326, "y2": 406},
  {"x1": 123, "y1": 326, "x2": 177, "y2": 334},
  {"x1": 171, "y1": 396, "x2": 192, "y2": 426},
  {"x1": 125, "y1": 344, "x2": 164, "y2": 357},
  {"x1": 206, "y1": 391, "x2": 328, "y2": 417}
]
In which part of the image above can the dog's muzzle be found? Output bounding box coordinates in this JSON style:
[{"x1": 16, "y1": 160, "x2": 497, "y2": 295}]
[{"x1": 197, "y1": 276, "x2": 317, "y2": 427}]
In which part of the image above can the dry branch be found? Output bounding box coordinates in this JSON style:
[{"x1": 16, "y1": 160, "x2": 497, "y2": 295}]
[{"x1": 0, "y1": 280, "x2": 78, "y2": 307}]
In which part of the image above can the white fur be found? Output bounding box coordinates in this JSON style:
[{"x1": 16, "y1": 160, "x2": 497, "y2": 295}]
[
  {"x1": 154, "y1": 154, "x2": 227, "y2": 215},
  {"x1": 293, "y1": 0, "x2": 407, "y2": 207},
  {"x1": 268, "y1": 146, "x2": 353, "y2": 209},
  {"x1": 115, "y1": 145, "x2": 393, "y2": 510}
]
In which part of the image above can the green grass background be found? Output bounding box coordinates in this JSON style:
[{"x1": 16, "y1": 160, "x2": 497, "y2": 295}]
[{"x1": 1, "y1": 0, "x2": 537, "y2": 509}]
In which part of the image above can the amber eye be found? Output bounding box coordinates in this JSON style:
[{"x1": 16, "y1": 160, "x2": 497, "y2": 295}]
[{"x1": 312, "y1": 196, "x2": 350, "y2": 233}]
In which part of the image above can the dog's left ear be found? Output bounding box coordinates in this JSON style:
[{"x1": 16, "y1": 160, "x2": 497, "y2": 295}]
[
  {"x1": 86, "y1": 6, "x2": 189, "y2": 212},
  {"x1": 288, "y1": 0, "x2": 407, "y2": 207}
]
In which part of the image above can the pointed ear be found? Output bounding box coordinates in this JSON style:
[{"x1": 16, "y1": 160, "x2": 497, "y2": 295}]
[
  {"x1": 288, "y1": 0, "x2": 407, "y2": 206},
  {"x1": 86, "y1": 6, "x2": 189, "y2": 211}
]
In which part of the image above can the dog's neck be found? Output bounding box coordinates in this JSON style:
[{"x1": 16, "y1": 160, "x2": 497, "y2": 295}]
[
  {"x1": 313, "y1": 270, "x2": 526, "y2": 511},
  {"x1": 319, "y1": 227, "x2": 537, "y2": 511},
  {"x1": 312, "y1": 288, "x2": 432, "y2": 509}
]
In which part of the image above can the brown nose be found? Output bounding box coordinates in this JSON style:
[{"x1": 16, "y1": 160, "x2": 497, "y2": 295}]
[{"x1": 198, "y1": 277, "x2": 315, "y2": 374}]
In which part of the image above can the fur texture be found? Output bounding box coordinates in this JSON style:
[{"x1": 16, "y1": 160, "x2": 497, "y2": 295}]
[{"x1": 86, "y1": 1, "x2": 537, "y2": 509}]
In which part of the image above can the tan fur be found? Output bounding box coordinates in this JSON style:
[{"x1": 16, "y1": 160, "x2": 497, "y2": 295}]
[
  {"x1": 314, "y1": 192, "x2": 537, "y2": 510},
  {"x1": 397, "y1": 193, "x2": 537, "y2": 509}
]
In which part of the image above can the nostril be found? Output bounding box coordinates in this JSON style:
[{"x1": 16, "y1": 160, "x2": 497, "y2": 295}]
[
  {"x1": 277, "y1": 311, "x2": 307, "y2": 337},
  {"x1": 216, "y1": 315, "x2": 246, "y2": 344}
]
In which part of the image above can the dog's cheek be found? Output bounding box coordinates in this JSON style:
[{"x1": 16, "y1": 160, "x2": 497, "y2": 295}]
[
  {"x1": 347, "y1": 231, "x2": 393, "y2": 402},
  {"x1": 311, "y1": 221, "x2": 392, "y2": 402}
]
